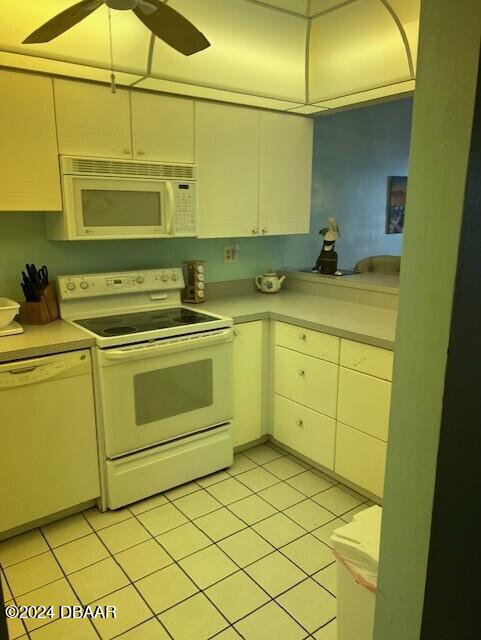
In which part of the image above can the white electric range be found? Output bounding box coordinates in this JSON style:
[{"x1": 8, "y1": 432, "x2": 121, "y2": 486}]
[{"x1": 58, "y1": 268, "x2": 234, "y2": 510}]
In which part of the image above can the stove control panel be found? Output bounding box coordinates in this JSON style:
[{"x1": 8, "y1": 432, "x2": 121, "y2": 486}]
[{"x1": 58, "y1": 268, "x2": 185, "y2": 300}]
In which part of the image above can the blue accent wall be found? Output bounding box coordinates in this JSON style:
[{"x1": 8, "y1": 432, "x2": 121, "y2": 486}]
[
  {"x1": 285, "y1": 97, "x2": 413, "y2": 270},
  {"x1": 0, "y1": 98, "x2": 412, "y2": 300}
]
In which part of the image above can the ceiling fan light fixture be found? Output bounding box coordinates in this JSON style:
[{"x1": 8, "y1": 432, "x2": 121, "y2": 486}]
[
  {"x1": 22, "y1": 0, "x2": 210, "y2": 56},
  {"x1": 105, "y1": 0, "x2": 138, "y2": 10}
]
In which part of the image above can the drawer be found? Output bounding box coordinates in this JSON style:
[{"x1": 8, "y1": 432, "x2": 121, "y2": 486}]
[
  {"x1": 340, "y1": 339, "x2": 393, "y2": 381},
  {"x1": 335, "y1": 422, "x2": 387, "y2": 497},
  {"x1": 275, "y1": 346, "x2": 338, "y2": 417},
  {"x1": 275, "y1": 321, "x2": 339, "y2": 363},
  {"x1": 273, "y1": 394, "x2": 335, "y2": 470},
  {"x1": 337, "y1": 367, "x2": 391, "y2": 441}
]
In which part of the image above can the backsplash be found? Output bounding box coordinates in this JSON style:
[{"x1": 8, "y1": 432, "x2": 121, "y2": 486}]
[{"x1": 0, "y1": 213, "x2": 290, "y2": 300}]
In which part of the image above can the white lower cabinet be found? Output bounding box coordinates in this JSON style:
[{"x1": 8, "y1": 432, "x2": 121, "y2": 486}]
[
  {"x1": 273, "y1": 394, "x2": 335, "y2": 470},
  {"x1": 335, "y1": 422, "x2": 387, "y2": 497},
  {"x1": 337, "y1": 367, "x2": 391, "y2": 441},
  {"x1": 232, "y1": 321, "x2": 264, "y2": 447},
  {"x1": 269, "y1": 322, "x2": 393, "y2": 498},
  {"x1": 274, "y1": 346, "x2": 338, "y2": 417}
]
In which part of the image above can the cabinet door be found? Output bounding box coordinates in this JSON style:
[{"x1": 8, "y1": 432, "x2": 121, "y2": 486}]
[
  {"x1": 338, "y1": 367, "x2": 391, "y2": 441},
  {"x1": 274, "y1": 394, "x2": 335, "y2": 470},
  {"x1": 54, "y1": 78, "x2": 132, "y2": 159},
  {"x1": 335, "y1": 422, "x2": 387, "y2": 497},
  {"x1": 233, "y1": 322, "x2": 263, "y2": 447},
  {"x1": 259, "y1": 112, "x2": 313, "y2": 236},
  {"x1": 0, "y1": 71, "x2": 61, "y2": 211},
  {"x1": 196, "y1": 102, "x2": 260, "y2": 238},
  {"x1": 275, "y1": 346, "x2": 338, "y2": 418},
  {"x1": 130, "y1": 92, "x2": 194, "y2": 163}
]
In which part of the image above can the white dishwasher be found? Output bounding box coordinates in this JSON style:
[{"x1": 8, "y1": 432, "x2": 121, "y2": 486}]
[{"x1": 0, "y1": 350, "x2": 100, "y2": 535}]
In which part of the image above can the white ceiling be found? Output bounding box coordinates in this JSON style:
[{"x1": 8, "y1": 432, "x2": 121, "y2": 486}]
[{"x1": 0, "y1": 0, "x2": 420, "y2": 114}]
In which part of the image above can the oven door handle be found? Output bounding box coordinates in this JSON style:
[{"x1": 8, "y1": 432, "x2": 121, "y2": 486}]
[{"x1": 101, "y1": 329, "x2": 233, "y2": 363}]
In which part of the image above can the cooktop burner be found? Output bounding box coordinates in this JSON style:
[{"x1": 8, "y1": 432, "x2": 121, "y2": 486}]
[{"x1": 75, "y1": 307, "x2": 218, "y2": 338}]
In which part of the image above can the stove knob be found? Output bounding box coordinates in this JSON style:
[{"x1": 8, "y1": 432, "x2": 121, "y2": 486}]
[
  {"x1": 80, "y1": 281, "x2": 89, "y2": 290},
  {"x1": 161, "y1": 274, "x2": 169, "y2": 282},
  {"x1": 136, "y1": 276, "x2": 145, "y2": 284},
  {"x1": 66, "y1": 282, "x2": 76, "y2": 291},
  {"x1": 171, "y1": 272, "x2": 179, "y2": 282}
]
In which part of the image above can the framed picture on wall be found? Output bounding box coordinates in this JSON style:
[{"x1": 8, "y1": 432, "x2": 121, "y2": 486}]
[{"x1": 386, "y1": 176, "x2": 407, "y2": 234}]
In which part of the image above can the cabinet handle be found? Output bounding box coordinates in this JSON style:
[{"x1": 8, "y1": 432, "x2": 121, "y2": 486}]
[
  {"x1": 296, "y1": 419, "x2": 304, "y2": 427},
  {"x1": 233, "y1": 330, "x2": 239, "y2": 337},
  {"x1": 123, "y1": 148, "x2": 131, "y2": 155},
  {"x1": 298, "y1": 369, "x2": 305, "y2": 377},
  {"x1": 299, "y1": 333, "x2": 307, "y2": 340},
  {"x1": 261, "y1": 228, "x2": 267, "y2": 234},
  {"x1": 137, "y1": 149, "x2": 145, "y2": 156},
  {"x1": 252, "y1": 229, "x2": 258, "y2": 235}
]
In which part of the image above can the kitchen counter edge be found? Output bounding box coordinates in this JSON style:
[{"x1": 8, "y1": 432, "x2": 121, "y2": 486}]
[
  {"x1": 0, "y1": 320, "x2": 95, "y2": 364},
  {"x1": 203, "y1": 292, "x2": 396, "y2": 350}
]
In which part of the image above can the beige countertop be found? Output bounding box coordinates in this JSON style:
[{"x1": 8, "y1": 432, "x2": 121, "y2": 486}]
[
  {"x1": 285, "y1": 270, "x2": 400, "y2": 294},
  {"x1": 0, "y1": 320, "x2": 95, "y2": 364},
  {"x1": 0, "y1": 289, "x2": 397, "y2": 362},
  {"x1": 204, "y1": 291, "x2": 397, "y2": 349}
]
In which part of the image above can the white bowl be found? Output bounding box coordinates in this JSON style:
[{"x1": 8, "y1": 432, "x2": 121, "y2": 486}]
[{"x1": 0, "y1": 298, "x2": 20, "y2": 328}]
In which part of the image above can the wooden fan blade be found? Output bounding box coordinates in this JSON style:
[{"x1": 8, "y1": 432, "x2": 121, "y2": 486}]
[
  {"x1": 23, "y1": 0, "x2": 104, "y2": 44},
  {"x1": 134, "y1": 0, "x2": 210, "y2": 56}
]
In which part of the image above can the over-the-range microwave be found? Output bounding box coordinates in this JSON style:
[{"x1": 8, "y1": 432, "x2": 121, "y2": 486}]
[{"x1": 46, "y1": 156, "x2": 198, "y2": 241}]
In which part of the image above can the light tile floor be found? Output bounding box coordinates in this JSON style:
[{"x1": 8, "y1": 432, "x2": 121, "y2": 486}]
[{"x1": 0, "y1": 443, "x2": 374, "y2": 640}]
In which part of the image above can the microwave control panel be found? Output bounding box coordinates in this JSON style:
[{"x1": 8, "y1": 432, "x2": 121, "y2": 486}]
[
  {"x1": 58, "y1": 268, "x2": 185, "y2": 300},
  {"x1": 173, "y1": 182, "x2": 197, "y2": 236}
]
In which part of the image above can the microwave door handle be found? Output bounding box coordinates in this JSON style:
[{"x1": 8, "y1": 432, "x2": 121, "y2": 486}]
[
  {"x1": 166, "y1": 182, "x2": 175, "y2": 236},
  {"x1": 102, "y1": 329, "x2": 233, "y2": 363}
]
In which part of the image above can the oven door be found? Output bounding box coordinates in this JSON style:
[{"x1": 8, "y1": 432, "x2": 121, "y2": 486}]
[
  {"x1": 97, "y1": 329, "x2": 233, "y2": 458},
  {"x1": 63, "y1": 174, "x2": 173, "y2": 239}
]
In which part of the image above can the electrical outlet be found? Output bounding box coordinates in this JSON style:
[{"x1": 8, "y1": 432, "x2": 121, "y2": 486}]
[{"x1": 224, "y1": 244, "x2": 240, "y2": 263}]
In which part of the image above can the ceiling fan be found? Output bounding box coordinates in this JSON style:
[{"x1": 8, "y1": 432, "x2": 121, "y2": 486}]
[{"x1": 22, "y1": 0, "x2": 210, "y2": 56}]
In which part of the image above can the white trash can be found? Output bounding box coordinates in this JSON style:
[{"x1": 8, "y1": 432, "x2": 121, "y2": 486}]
[{"x1": 331, "y1": 505, "x2": 382, "y2": 640}]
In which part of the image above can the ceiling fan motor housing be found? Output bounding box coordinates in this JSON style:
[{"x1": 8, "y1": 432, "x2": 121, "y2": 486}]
[{"x1": 105, "y1": 0, "x2": 138, "y2": 10}]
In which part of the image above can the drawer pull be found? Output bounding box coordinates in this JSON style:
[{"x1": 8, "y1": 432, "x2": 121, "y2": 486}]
[
  {"x1": 233, "y1": 330, "x2": 239, "y2": 337},
  {"x1": 299, "y1": 333, "x2": 307, "y2": 340},
  {"x1": 296, "y1": 419, "x2": 304, "y2": 427},
  {"x1": 298, "y1": 369, "x2": 305, "y2": 376}
]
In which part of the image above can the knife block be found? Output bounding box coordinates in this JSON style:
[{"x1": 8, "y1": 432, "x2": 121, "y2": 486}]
[
  {"x1": 24, "y1": 300, "x2": 51, "y2": 325},
  {"x1": 24, "y1": 285, "x2": 59, "y2": 325}
]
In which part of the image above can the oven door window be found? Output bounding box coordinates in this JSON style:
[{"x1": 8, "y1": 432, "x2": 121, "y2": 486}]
[
  {"x1": 81, "y1": 189, "x2": 162, "y2": 227},
  {"x1": 134, "y1": 359, "x2": 213, "y2": 426}
]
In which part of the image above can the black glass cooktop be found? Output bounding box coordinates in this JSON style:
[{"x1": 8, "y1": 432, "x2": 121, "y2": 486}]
[{"x1": 75, "y1": 307, "x2": 218, "y2": 338}]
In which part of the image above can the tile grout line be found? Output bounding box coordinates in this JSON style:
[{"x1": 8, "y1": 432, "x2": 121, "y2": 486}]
[
  {"x1": 125, "y1": 477, "x2": 315, "y2": 637},
  {"x1": 1, "y1": 445, "x2": 370, "y2": 638},
  {"x1": 36, "y1": 526, "x2": 103, "y2": 640},
  {"x1": 0, "y1": 564, "x2": 30, "y2": 639}
]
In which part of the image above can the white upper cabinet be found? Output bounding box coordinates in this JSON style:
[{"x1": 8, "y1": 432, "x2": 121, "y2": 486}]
[
  {"x1": 0, "y1": 70, "x2": 61, "y2": 211},
  {"x1": 196, "y1": 101, "x2": 313, "y2": 238},
  {"x1": 196, "y1": 101, "x2": 260, "y2": 238},
  {"x1": 54, "y1": 79, "x2": 194, "y2": 163},
  {"x1": 130, "y1": 92, "x2": 194, "y2": 163},
  {"x1": 259, "y1": 112, "x2": 313, "y2": 236},
  {"x1": 54, "y1": 79, "x2": 132, "y2": 159}
]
